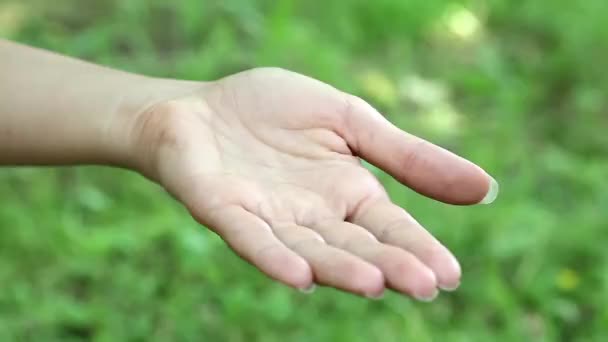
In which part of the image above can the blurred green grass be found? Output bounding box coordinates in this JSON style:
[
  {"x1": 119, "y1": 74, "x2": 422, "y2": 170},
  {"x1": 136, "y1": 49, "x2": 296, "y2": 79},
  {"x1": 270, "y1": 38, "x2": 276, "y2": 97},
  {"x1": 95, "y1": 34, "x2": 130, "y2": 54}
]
[{"x1": 1, "y1": 0, "x2": 607, "y2": 341}]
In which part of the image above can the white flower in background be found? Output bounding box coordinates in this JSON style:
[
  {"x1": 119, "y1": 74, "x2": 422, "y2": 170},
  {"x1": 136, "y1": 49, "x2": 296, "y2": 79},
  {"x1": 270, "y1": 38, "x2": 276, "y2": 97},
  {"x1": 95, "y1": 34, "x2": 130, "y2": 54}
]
[
  {"x1": 399, "y1": 74, "x2": 448, "y2": 108},
  {"x1": 422, "y1": 103, "x2": 462, "y2": 137},
  {"x1": 399, "y1": 74, "x2": 462, "y2": 137}
]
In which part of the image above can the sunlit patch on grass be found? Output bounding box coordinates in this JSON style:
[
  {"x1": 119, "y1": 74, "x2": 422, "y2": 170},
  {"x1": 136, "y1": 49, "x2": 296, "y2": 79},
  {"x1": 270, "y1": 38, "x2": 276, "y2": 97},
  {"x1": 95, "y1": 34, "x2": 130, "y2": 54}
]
[
  {"x1": 556, "y1": 268, "x2": 580, "y2": 291},
  {"x1": 431, "y1": 4, "x2": 484, "y2": 43},
  {"x1": 357, "y1": 69, "x2": 398, "y2": 108},
  {"x1": 420, "y1": 103, "x2": 462, "y2": 137},
  {"x1": 0, "y1": 2, "x2": 27, "y2": 36},
  {"x1": 445, "y1": 6, "x2": 481, "y2": 39}
]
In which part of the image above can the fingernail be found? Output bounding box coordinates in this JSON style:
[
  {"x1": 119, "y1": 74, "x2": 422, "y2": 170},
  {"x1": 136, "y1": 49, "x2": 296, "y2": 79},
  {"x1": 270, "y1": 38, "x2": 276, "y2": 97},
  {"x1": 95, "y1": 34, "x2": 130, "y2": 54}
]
[
  {"x1": 366, "y1": 291, "x2": 385, "y2": 300},
  {"x1": 298, "y1": 284, "x2": 316, "y2": 294},
  {"x1": 415, "y1": 289, "x2": 439, "y2": 302},
  {"x1": 479, "y1": 176, "x2": 499, "y2": 205},
  {"x1": 439, "y1": 281, "x2": 460, "y2": 292}
]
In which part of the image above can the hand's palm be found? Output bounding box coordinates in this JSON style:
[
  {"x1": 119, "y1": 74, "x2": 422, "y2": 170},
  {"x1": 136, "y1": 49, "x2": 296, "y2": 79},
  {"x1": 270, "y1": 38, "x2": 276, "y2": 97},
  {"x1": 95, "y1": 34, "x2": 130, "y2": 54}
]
[{"x1": 142, "y1": 68, "x2": 497, "y2": 300}]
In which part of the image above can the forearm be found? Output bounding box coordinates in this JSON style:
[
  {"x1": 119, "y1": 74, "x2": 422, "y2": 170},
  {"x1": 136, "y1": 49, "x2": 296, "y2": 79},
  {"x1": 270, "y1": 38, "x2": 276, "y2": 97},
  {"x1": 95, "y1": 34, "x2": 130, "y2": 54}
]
[{"x1": 0, "y1": 39, "x2": 198, "y2": 168}]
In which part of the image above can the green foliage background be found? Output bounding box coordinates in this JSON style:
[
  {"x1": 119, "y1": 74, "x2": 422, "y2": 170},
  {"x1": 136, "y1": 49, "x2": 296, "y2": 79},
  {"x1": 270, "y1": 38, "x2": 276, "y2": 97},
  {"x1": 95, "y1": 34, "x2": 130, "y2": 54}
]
[{"x1": 1, "y1": 0, "x2": 607, "y2": 340}]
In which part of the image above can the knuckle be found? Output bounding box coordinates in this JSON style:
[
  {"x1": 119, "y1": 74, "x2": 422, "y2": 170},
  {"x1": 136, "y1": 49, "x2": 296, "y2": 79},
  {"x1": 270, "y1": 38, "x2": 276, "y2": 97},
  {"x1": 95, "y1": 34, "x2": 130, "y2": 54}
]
[
  {"x1": 425, "y1": 242, "x2": 449, "y2": 257},
  {"x1": 392, "y1": 259, "x2": 415, "y2": 276},
  {"x1": 336, "y1": 166, "x2": 386, "y2": 199},
  {"x1": 338, "y1": 94, "x2": 379, "y2": 153},
  {"x1": 378, "y1": 218, "x2": 408, "y2": 242},
  {"x1": 253, "y1": 66, "x2": 289, "y2": 74},
  {"x1": 335, "y1": 94, "x2": 356, "y2": 132},
  {"x1": 342, "y1": 233, "x2": 376, "y2": 251},
  {"x1": 340, "y1": 94, "x2": 360, "y2": 127},
  {"x1": 400, "y1": 139, "x2": 430, "y2": 175},
  {"x1": 254, "y1": 243, "x2": 283, "y2": 262},
  {"x1": 336, "y1": 258, "x2": 364, "y2": 277},
  {"x1": 244, "y1": 67, "x2": 292, "y2": 81},
  {"x1": 289, "y1": 235, "x2": 325, "y2": 251},
  {"x1": 342, "y1": 94, "x2": 367, "y2": 114}
]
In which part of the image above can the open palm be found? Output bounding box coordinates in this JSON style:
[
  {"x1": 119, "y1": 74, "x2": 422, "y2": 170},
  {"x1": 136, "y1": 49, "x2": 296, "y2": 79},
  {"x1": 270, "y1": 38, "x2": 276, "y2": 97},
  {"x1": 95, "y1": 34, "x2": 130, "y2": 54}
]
[{"x1": 135, "y1": 68, "x2": 497, "y2": 300}]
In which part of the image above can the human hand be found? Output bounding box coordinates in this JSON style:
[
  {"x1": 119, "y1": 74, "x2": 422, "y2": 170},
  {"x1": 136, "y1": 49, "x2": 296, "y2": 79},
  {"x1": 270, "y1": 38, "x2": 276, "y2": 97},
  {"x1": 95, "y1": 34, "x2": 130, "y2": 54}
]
[
  {"x1": 129, "y1": 68, "x2": 498, "y2": 300},
  {"x1": 0, "y1": 42, "x2": 496, "y2": 300}
]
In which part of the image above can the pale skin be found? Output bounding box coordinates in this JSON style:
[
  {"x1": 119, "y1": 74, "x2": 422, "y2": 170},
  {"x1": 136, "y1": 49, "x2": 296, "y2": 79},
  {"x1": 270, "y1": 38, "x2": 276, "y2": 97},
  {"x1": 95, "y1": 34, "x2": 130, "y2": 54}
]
[{"x1": 0, "y1": 39, "x2": 498, "y2": 301}]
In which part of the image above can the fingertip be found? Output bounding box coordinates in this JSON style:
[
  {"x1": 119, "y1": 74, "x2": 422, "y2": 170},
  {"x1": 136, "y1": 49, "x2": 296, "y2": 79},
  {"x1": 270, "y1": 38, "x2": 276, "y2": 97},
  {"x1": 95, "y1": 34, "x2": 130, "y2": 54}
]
[
  {"x1": 397, "y1": 145, "x2": 496, "y2": 205},
  {"x1": 298, "y1": 283, "x2": 317, "y2": 294},
  {"x1": 415, "y1": 288, "x2": 440, "y2": 302},
  {"x1": 410, "y1": 265, "x2": 439, "y2": 301},
  {"x1": 281, "y1": 256, "x2": 314, "y2": 290},
  {"x1": 387, "y1": 256, "x2": 438, "y2": 300},
  {"x1": 350, "y1": 262, "x2": 385, "y2": 298},
  {"x1": 361, "y1": 266, "x2": 386, "y2": 298},
  {"x1": 478, "y1": 175, "x2": 499, "y2": 205},
  {"x1": 258, "y1": 246, "x2": 313, "y2": 290},
  {"x1": 443, "y1": 162, "x2": 494, "y2": 205},
  {"x1": 425, "y1": 246, "x2": 462, "y2": 291},
  {"x1": 439, "y1": 281, "x2": 461, "y2": 292},
  {"x1": 436, "y1": 257, "x2": 462, "y2": 292}
]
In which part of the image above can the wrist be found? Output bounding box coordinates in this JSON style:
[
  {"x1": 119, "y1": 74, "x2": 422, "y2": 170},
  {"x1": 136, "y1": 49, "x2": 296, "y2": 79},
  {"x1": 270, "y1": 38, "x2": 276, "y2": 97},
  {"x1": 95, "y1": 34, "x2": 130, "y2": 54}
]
[
  {"x1": 110, "y1": 76, "x2": 208, "y2": 177},
  {"x1": 0, "y1": 40, "x2": 208, "y2": 168}
]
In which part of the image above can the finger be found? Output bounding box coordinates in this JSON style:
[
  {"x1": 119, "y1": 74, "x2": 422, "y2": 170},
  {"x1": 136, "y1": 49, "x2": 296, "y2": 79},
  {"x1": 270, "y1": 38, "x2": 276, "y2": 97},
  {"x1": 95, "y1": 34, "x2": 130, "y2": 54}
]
[
  {"x1": 350, "y1": 200, "x2": 462, "y2": 291},
  {"x1": 312, "y1": 220, "x2": 438, "y2": 300},
  {"x1": 272, "y1": 223, "x2": 385, "y2": 298},
  {"x1": 204, "y1": 206, "x2": 313, "y2": 290},
  {"x1": 340, "y1": 94, "x2": 498, "y2": 205}
]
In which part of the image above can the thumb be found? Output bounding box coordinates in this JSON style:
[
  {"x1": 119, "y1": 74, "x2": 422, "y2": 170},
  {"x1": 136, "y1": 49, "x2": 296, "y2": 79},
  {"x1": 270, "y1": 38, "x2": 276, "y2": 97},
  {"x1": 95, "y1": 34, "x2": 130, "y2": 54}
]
[{"x1": 339, "y1": 95, "x2": 498, "y2": 205}]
